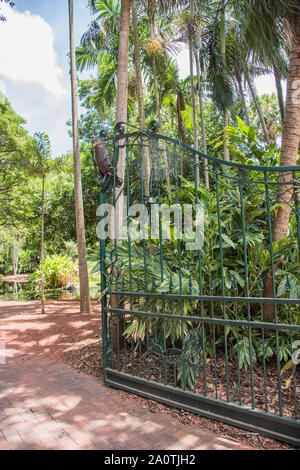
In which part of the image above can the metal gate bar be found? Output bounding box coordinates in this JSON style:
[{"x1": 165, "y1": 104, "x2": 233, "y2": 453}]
[{"x1": 96, "y1": 122, "x2": 300, "y2": 447}]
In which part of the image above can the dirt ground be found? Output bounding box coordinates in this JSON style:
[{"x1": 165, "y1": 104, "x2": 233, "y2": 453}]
[
  {"x1": 0, "y1": 300, "x2": 297, "y2": 450},
  {"x1": 0, "y1": 274, "x2": 29, "y2": 283}
]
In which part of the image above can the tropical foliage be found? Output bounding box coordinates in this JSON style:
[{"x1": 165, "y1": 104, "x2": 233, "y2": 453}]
[
  {"x1": 30, "y1": 254, "x2": 78, "y2": 289},
  {"x1": 0, "y1": 2, "x2": 299, "y2": 385}
]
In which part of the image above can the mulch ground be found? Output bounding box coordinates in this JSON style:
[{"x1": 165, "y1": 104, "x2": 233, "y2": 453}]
[{"x1": 0, "y1": 300, "x2": 297, "y2": 450}]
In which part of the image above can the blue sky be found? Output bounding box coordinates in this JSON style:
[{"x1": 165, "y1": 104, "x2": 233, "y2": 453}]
[
  {"x1": 0, "y1": 0, "x2": 92, "y2": 156},
  {"x1": 0, "y1": 1, "x2": 279, "y2": 157}
]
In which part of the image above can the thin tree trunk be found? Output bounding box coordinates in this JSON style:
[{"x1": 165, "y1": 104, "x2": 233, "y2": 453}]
[
  {"x1": 176, "y1": 92, "x2": 186, "y2": 177},
  {"x1": 132, "y1": 0, "x2": 151, "y2": 197},
  {"x1": 149, "y1": 5, "x2": 160, "y2": 122},
  {"x1": 41, "y1": 175, "x2": 45, "y2": 314},
  {"x1": 12, "y1": 239, "x2": 18, "y2": 276},
  {"x1": 189, "y1": 43, "x2": 200, "y2": 182},
  {"x1": 177, "y1": 92, "x2": 186, "y2": 144},
  {"x1": 195, "y1": 50, "x2": 209, "y2": 189},
  {"x1": 114, "y1": 0, "x2": 131, "y2": 242},
  {"x1": 13, "y1": 281, "x2": 18, "y2": 302},
  {"x1": 245, "y1": 70, "x2": 271, "y2": 145},
  {"x1": 12, "y1": 243, "x2": 16, "y2": 276},
  {"x1": 149, "y1": 11, "x2": 171, "y2": 196},
  {"x1": 111, "y1": 0, "x2": 131, "y2": 347},
  {"x1": 68, "y1": 0, "x2": 91, "y2": 315},
  {"x1": 189, "y1": 0, "x2": 200, "y2": 183},
  {"x1": 273, "y1": 64, "x2": 285, "y2": 123},
  {"x1": 220, "y1": 0, "x2": 230, "y2": 162},
  {"x1": 15, "y1": 246, "x2": 19, "y2": 275},
  {"x1": 236, "y1": 70, "x2": 250, "y2": 126},
  {"x1": 116, "y1": 0, "x2": 130, "y2": 126},
  {"x1": 152, "y1": 54, "x2": 161, "y2": 125},
  {"x1": 222, "y1": 109, "x2": 230, "y2": 160},
  {"x1": 263, "y1": 23, "x2": 300, "y2": 322}
]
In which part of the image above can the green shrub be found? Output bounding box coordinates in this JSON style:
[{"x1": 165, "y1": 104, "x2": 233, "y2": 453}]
[
  {"x1": 30, "y1": 254, "x2": 77, "y2": 289},
  {"x1": 18, "y1": 249, "x2": 40, "y2": 274}
]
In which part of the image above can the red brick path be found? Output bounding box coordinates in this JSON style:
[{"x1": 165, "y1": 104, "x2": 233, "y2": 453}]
[{"x1": 0, "y1": 301, "x2": 253, "y2": 450}]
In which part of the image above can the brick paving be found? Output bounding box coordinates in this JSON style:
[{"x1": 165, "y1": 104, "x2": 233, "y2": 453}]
[{"x1": 0, "y1": 301, "x2": 254, "y2": 450}]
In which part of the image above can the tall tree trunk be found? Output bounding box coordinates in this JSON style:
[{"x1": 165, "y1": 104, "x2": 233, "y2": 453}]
[
  {"x1": 132, "y1": 0, "x2": 151, "y2": 197},
  {"x1": 68, "y1": 0, "x2": 91, "y2": 315},
  {"x1": 176, "y1": 92, "x2": 186, "y2": 144},
  {"x1": 111, "y1": 0, "x2": 131, "y2": 348},
  {"x1": 41, "y1": 175, "x2": 45, "y2": 315},
  {"x1": 273, "y1": 63, "x2": 285, "y2": 123},
  {"x1": 13, "y1": 281, "x2": 18, "y2": 302},
  {"x1": 114, "y1": 0, "x2": 131, "y2": 241},
  {"x1": 12, "y1": 239, "x2": 18, "y2": 276},
  {"x1": 220, "y1": 0, "x2": 230, "y2": 162},
  {"x1": 116, "y1": 0, "x2": 131, "y2": 126},
  {"x1": 149, "y1": 6, "x2": 171, "y2": 196},
  {"x1": 236, "y1": 69, "x2": 250, "y2": 126},
  {"x1": 263, "y1": 23, "x2": 300, "y2": 322},
  {"x1": 12, "y1": 243, "x2": 16, "y2": 276},
  {"x1": 149, "y1": 3, "x2": 160, "y2": 123},
  {"x1": 189, "y1": 0, "x2": 200, "y2": 183},
  {"x1": 195, "y1": 50, "x2": 209, "y2": 189},
  {"x1": 245, "y1": 70, "x2": 271, "y2": 145}
]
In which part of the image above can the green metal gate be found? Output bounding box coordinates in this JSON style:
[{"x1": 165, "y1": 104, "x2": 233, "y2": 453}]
[{"x1": 95, "y1": 122, "x2": 300, "y2": 447}]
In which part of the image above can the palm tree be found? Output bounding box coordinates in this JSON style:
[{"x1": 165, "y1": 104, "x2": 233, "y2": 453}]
[
  {"x1": 109, "y1": 0, "x2": 131, "y2": 343},
  {"x1": 34, "y1": 133, "x2": 52, "y2": 314},
  {"x1": 172, "y1": 2, "x2": 201, "y2": 177},
  {"x1": 115, "y1": 0, "x2": 131, "y2": 130},
  {"x1": 226, "y1": 25, "x2": 250, "y2": 126},
  {"x1": 144, "y1": 0, "x2": 171, "y2": 195},
  {"x1": 75, "y1": 0, "x2": 122, "y2": 127},
  {"x1": 200, "y1": 4, "x2": 235, "y2": 162},
  {"x1": 76, "y1": 0, "x2": 131, "y2": 239},
  {"x1": 220, "y1": 0, "x2": 230, "y2": 161},
  {"x1": 273, "y1": 63, "x2": 286, "y2": 123},
  {"x1": 76, "y1": 0, "x2": 120, "y2": 73},
  {"x1": 241, "y1": 0, "x2": 300, "y2": 320},
  {"x1": 238, "y1": 0, "x2": 288, "y2": 123},
  {"x1": 195, "y1": 50, "x2": 210, "y2": 189},
  {"x1": 225, "y1": 21, "x2": 277, "y2": 144},
  {"x1": 244, "y1": 67, "x2": 271, "y2": 145},
  {"x1": 68, "y1": 0, "x2": 92, "y2": 315},
  {"x1": 158, "y1": 57, "x2": 188, "y2": 144},
  {"x1": 145, "y1": 0, "x2": 161, "y2": 121},
  {"x1": 188, "y1": 0, "x2": 200, "y2": 180},
  {"x1": 114, "y1": 0, "x2": 131, "y2": 241},
  {"x1": 28, "y1": 133, "x2": 60, "y2": 314},
  {"x1": 132, "y1": 0, "x2": 151, "y2": 197},
  {"x1": 194, "y1": 0, "x2": 209, "y2": 188}
]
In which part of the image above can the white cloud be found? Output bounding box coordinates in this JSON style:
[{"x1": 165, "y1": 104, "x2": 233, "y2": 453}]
[
  {"x1": 0, "y1": 4, "x2": 66, "y2": 98},
  {"x1": 255, "y1": 75, "x2": 279, "y2": 97}
]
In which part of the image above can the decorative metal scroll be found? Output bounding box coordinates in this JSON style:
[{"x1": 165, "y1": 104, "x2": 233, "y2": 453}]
[{"x1": 144, "y1": 330, "x2": 204, "y2": 379}]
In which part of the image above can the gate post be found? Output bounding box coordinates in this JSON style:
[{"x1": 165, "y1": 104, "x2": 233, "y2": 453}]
[{"x1": 100, "y1": 190, "x2": 108, "y2": 372}]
